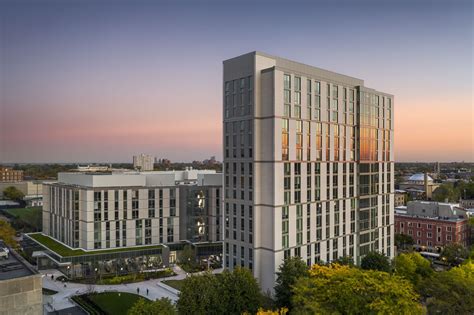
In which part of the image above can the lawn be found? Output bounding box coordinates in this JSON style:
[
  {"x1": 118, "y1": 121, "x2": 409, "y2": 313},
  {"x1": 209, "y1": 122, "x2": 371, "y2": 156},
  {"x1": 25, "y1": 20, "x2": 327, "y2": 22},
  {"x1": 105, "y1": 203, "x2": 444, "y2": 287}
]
[
  {"x1": 162, "y1": 279, "x2": 185, "y2": 291},
  {"x1": 88, "y1": 292, "x2": 142, "y2": 315},
  {"x1": 73, "y1": 292, "x2": 143, "y2": 315},
  {"x1": 4, "y1": 207, "x2": 42, "y2": 231},
  {"x1": 27, "y1": 233, "x2": 162, "y2": 257}
]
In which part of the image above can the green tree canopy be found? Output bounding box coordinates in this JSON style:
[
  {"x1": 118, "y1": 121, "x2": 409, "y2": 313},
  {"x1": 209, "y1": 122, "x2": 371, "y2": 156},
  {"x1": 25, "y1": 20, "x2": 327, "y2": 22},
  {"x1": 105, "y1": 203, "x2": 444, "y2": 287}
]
[
  {"x1": 420, "y1": 262, "x2": 474, "y2": 314},
  {"x1": 178, "y1": 245, "x2": 199, "y2": 272},
  {"x1": 331, "y1": 255, "x2": 355, "y2": 266},
  {"x1": 291, "y1": 264, "x2": 424, "y2": 315},
  {"x1": 441, "y1": 243, "x2": 469, "y2": 266},
  {"x1": 393, "y1": 252, "x2": 433, "y2": 288},
  {"x1": 128, "y1": 297, "x2": 176, "y2": 315},
  {"x1": 274, "y1": 257, "x2": 309, "y2": 309},
  {"x1": 177, "y1": 268, "x2": 263, "y2": 315},
  {"x1": 361, "y1": 251, "x2": 391, "y2": 272},
  {"x1": 2, "y1": 186, "x2": 24, "y2": 201},
  {"x1": 0, "y1": 220, "x2": 17, "y2": 248},
  {"x1": 220, "y1": 267, "x2": 263, "y2": 314},
  {"x1": 176, "y1": 272, "x2": 222, "y2": 315},
  {"x1": 432, "y1": 183, "x2": 459, "y2": 202},
  {"x1": 395, "y1": 233, "x2": 414, "y2": 250}
]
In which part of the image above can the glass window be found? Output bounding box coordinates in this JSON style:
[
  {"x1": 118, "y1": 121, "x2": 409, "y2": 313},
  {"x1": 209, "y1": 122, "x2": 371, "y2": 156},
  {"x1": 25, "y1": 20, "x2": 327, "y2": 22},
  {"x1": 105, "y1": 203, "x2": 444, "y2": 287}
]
[
  {"x1": 295, "y1": 77, "x2": 301, "y2": 91},
  {"x1": 284, "y1": 74, "x2": 291, "y2": 89},
  {"x1": 315, "y1": 81, "x2": 321, "y2": 95}
]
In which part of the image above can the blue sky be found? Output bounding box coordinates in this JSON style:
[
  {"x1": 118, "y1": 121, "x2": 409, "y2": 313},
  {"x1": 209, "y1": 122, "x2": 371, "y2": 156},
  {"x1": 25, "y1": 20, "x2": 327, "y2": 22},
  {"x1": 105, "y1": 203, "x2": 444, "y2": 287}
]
[{"x1": 0, "y1": 0, "x2": 472, "y2": 162}]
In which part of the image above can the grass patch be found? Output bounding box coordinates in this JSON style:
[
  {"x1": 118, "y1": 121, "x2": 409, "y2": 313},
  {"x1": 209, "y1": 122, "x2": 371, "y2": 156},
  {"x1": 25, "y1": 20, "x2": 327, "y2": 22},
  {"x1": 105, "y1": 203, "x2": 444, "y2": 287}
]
[
  {"x1": 163, "y1": 273, "x2": 223, "y2": 292},
  {"x1": 28, "y1": 233, "x2": 162, "y2": 257},
  {"x1": 3, "y1": 207, "x2": 42, "y2": 231},
  {"x1": 179, "y1": 263, "x2": 205, "y2": 273},
  {"x1": 72, "y1": 295, "x2": 102, "y2": 315},
  {"x1": 88, "y1": 292, "x2": 142, "y2": 315},
  {"x1": 162, "y1": 279, "x2": 185, "y2": 291}
]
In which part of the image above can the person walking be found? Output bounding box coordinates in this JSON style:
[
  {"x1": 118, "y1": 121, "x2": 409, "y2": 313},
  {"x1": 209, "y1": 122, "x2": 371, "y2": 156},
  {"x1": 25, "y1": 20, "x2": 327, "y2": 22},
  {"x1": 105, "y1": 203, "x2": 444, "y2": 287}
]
[
  {"x1": 137, "y1": 287, "x2": 140, "y2": 294},
  {"x1": 146, "y1": 288, "x2": 149, "y2": 296}
]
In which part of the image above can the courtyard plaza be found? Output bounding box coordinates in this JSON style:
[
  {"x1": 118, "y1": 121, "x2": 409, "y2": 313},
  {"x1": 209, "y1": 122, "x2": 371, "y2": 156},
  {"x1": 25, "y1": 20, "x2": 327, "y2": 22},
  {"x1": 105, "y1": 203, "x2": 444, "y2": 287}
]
[{"x1": 41, "y1": 265, "x2": 223, "y2": 312}]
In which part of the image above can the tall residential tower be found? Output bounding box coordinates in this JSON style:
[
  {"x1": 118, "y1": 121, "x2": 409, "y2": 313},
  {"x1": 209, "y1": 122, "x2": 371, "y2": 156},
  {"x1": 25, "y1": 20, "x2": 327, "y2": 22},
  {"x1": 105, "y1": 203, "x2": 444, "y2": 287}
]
[
  {"x1": 133, "y1": 154, "x2": 154, "y2": 171},
  {"x1": 223, "y1": 52, "x2": 394, "y2": 292}
]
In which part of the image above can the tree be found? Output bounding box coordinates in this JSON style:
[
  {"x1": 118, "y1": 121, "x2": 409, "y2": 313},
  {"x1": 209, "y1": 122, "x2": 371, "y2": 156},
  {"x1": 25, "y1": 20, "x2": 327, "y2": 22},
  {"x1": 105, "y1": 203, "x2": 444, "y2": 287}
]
[
  {"x1": 252, "y1": 308, "x2": 288, "y2": 315},
  {"x1": 469, "y1": 216, "x2": 474, "y2": 249},
  {"x1": 395, "y1": 233, "x2": 414, "y2": 250},
  {"x1": 128, "y1": 297, "x2": 176, "y2": 315},
  {"x1": 332, "y1": 255, "x2": 355, "y2": 266},
  {"x1": 441, "y1": 243, "x2": 469, "y2": 266},
  {"x1": 291, "y1": 264, "x2": 424, "y2": 315},
  {"x1": 361, "y1": 251, "x2": 391, "y2": 272},
  {"x1": 177, "y1": 272, "x2": 223, "y2": 315},
  {"x1": 0, "y1": 220, "x2": 17, "y2": 248},
  {"x1": 420, "y1": 261, "x2": 474, "y2": 314},
  {"x1": 177, "y1": 268, "x2": 263, "y2": 315},
  {"x1": 432, "y1": 183, "x2": 459, "y2": 202},
  {"x1": 178, "y1": 245, "x2": 199, "y2": 272},
  {"x1": 393, "y1": 252, "x2": 433, "y2": 288},
  {"x1": 2, "y1": 186, "x2": 24, "y2": 201},
  {"x1": 274, "y1": 257, "x2": 309, "y2": 309},
  {"x1": 220, "y1": 267, "x2": 263, "y2": 314}
]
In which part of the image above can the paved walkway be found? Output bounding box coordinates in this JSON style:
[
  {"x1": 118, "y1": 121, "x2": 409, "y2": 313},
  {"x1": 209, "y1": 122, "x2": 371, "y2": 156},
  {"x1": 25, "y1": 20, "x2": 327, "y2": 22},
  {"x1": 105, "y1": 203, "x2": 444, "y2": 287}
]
[{"x1": 41, "y1": 266, "x2": 224, "y2": 312}]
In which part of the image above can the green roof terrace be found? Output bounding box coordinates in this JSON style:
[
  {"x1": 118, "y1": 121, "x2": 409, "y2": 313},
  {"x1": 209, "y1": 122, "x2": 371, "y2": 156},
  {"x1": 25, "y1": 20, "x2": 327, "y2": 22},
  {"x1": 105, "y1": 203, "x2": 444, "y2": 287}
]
[{"x1": 27, "y1": 233, "x2": 163, "y2": 258}]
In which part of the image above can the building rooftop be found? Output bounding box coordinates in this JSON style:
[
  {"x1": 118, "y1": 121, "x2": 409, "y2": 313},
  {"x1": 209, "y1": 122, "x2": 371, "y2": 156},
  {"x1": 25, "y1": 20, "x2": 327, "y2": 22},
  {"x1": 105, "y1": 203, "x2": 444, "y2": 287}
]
[
  {"x1": 397, "y1": 200, "x2": 467, "y2": 222},
  {"x1": 27, "y1": 233, "x2": 163, "y2": 257},
  {"x1": 0, "y1": 242, "x2": 37, "y2": 281},
  {"x1": 52, "y1": 169, "x2": 221, "y2": 188},
  {"x1": 408, "y1": 173, "x2": 433, "y2": 182},
  {"x1": 394, "y1": 213, "x2": 467, "y2": 223}
]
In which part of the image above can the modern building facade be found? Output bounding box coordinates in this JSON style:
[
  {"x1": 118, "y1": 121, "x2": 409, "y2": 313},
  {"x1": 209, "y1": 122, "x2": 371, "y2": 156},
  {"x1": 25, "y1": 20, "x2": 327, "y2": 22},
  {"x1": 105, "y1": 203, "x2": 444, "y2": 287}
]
[
  {"x1": 223, "y1": 52, "x2": 394, "y2": 292},
  {"x1": 133, "y1": 154, "x2": 154, "y2": 171},
  {"x1": 34, "y1": 169, "x2": 222, "y2": 278},
  {"x1": 395, "y1": 201, "x2": 470, "y2": 251},
  {"x1": 0, "y1": 167, "x2": 24, "y2": 182}
]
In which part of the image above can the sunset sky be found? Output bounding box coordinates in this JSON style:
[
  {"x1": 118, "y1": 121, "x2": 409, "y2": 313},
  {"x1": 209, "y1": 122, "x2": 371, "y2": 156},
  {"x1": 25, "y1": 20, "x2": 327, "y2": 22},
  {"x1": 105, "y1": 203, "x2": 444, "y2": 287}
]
[{"x1": 0, "y1": 0, "x2": 472, "y2": 163}]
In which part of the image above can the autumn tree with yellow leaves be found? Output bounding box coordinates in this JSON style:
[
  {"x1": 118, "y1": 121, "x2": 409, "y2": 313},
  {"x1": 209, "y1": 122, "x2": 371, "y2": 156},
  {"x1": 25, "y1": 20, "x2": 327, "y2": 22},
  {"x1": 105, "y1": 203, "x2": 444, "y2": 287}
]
[{"x1": 291, "y1": 263, "x2": 425, "y2": 315}]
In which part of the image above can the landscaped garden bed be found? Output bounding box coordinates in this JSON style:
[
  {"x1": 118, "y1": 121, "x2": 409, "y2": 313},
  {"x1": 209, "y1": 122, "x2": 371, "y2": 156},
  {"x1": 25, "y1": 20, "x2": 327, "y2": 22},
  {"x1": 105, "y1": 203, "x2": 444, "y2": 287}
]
[{"x1": 162, "y1": 279, "x2": 185, "y2": 291}]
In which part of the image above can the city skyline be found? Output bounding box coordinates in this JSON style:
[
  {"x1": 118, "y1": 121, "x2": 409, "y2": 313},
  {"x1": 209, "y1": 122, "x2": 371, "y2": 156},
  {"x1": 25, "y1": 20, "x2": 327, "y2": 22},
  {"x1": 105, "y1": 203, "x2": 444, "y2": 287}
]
[{"x1": 1, "y1": 0, "x2": 473, "y2": 163}]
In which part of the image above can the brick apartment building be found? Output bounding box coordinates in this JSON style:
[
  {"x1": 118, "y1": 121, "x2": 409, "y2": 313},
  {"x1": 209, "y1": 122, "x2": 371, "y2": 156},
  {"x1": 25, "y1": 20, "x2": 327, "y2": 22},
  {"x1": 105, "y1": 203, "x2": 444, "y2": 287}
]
[
  {"x1": 395, "y1": 201, "x2": 470, "y2": 251},
  {"x1": 0, "y1": 167, "x2": 24, "y2": 182}
]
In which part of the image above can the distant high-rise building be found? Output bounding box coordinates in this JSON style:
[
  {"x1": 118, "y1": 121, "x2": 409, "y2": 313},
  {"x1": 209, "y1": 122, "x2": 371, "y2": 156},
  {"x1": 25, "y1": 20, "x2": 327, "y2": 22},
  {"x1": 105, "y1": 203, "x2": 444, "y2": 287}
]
[
  {"x1": 223, "y1": 52, "x2": 395, "y2": 292},
  {"x1": 133, "y1": 154, "x2": 154, "y2": 171}
]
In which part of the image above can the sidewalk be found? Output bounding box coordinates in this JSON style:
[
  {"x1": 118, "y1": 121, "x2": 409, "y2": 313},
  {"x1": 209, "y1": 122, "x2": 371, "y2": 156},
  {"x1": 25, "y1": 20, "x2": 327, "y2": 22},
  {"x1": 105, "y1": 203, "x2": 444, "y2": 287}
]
[
  {"x1": 41, "y1": 269, "x2": 179, "y2": 312},
  {"x1": 41, "y1": 266, "x2": 224, "y2": 311}
]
